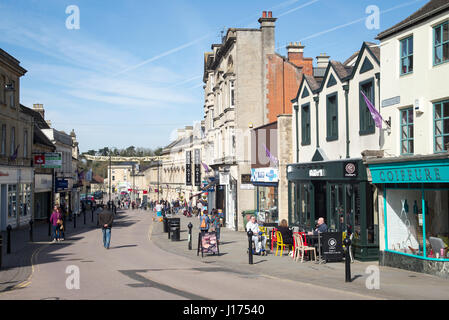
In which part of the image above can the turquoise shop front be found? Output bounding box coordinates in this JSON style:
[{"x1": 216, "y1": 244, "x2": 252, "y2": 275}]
[{"x1": 368, "y1": 157, "x2": 449, "y2": 278}]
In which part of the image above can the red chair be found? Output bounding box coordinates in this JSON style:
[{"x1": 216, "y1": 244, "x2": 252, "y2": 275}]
[{"x1": 271, "y1": 228, "x2": 278, "y2": 251}]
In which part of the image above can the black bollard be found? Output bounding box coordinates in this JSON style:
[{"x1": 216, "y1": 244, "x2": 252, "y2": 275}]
[
  {"x1": 247, "y1": 230, "x2": 253, "y2": 265},
  {"x1": 188, "y1": 222, "x2": 193, "y2": 250},
  {"x1": 343, "y1": 234, "x2": 352, "y2": 282},
  {"x1": 84, "y1": 210, "x2": 86, "y2": 225},
  {"x1": 29, "y1": 220, "x2": 34, "y2": 242},
  {"x1": 74, "y1": 213, "x2": 77, "y2": 229},
  {"x1": 6, "y1": 225, "x2": 11, "y2": 254}
]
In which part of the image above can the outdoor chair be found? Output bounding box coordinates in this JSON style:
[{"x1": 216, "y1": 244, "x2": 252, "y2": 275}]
[
  {"x1": 271, "y1": 228, "x2": 278, "y2": 251},
  {"x1": 259, "y1": 226, "x2": 270, "y2": 250},
  {"x1": 294, "y1": 232, "x2": 316, "y2": 263},
  {"x1": 275, "y1": 231, "x2": 292, "y2": 257}
]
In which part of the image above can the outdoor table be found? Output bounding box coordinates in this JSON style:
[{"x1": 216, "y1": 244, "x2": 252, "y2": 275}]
[{"x1": 304, "y1": 233, "x2": 326, "y2": 264}]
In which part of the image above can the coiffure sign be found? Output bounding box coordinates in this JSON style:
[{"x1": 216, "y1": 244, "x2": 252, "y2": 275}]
[{"x1": 369, "y1": 160, "x2": 449, "y2": 184}]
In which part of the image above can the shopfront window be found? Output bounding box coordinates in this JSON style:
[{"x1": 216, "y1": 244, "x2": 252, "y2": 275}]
[
  {"x1": 21, "y1": 184, "x2": 32, "y2": 216},
  {"x1": 299, "y1": 183, "x2": 312, "y2": 229},
  {"x1": 8, "y1": 184, "x2": 16, "y2": 217},
  {"x1": 386, "y1": 189, "x2": 425, "y2": 256},
  {"x1": 423, "y1": 189, "x2": 449, "y2": 259},
  {"x1": 256, "y1": 185, "x2": 278, "y2": 223}
]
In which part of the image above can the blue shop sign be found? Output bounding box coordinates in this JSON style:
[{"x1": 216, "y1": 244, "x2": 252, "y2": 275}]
[
  {"x1": 55, "y1": 178, "x2": 69, "y2": 192},
  {"x1": 369, "y1": 159, "x2": 449, "y2": 184}
]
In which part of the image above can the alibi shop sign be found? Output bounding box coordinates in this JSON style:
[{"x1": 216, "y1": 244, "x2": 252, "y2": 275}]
[{"x1": 369, "y1": 160, "x2": 449, "y2": 184}]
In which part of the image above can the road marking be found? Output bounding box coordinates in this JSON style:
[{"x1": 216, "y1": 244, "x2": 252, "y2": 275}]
[{"x1": 0, "y1": 242, "x2": 48, "y2": 295}]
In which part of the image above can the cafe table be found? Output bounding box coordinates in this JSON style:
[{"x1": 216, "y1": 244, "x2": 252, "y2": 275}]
[{"x1": 304, "y1": 233, "x2": 326, "y2": 264}]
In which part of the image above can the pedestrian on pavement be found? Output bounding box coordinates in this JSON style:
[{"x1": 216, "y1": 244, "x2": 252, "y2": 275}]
[
  {"x1": 58, "y1": 206, "x2": 65, "y2": 241},
  {"x1": 98, "y1": 208, "x2": 114, "y2": 249},
  {"x1": 50, "y1": 206, "x2": 61, "y2": 242},
  {"x1": 210, "y1": 209, "x2": 221, "y2": 244},
  {"x1": 199, "y1": 210, "x2": 210, "y2": 233}
]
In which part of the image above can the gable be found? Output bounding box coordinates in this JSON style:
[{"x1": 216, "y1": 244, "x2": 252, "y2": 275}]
[
  {"x1": 311, "y1": 148, "x2": 328, "y2": 162},
  {"x1": 360, "y1": 57, "x2": 374, "y2": 74},
  {"x1": 326, "y1": 73, "x2": 337, "y2": 88},
  {"x1": 301, "y1": 86, "x2": 310, "y2": 98}
]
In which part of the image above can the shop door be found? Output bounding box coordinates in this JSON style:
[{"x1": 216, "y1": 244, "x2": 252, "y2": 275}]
[
  {"x1": 328, "y1": 184, "x2": 360, "y2": 238},
  {"x1": 313, "y1": 181, "x2": 326, "y2": 224}
]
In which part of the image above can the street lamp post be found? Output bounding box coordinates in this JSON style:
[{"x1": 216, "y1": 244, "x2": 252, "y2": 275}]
[{"x1": 109, "y1": 151, "x2": 112, "y2": 205}]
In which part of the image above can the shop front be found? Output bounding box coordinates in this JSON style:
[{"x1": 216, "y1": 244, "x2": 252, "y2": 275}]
[
  {"x1": 287, "y1": 159, "x2": 379, "y2": 261},
  {"x1": 367, "y1": 156, "x2": 449, "y2": 278},
  {"x1": 34, "y1": 173, "x2": 53, "y2": 220},
  {"x1": 251, "y1": 167, "x2": 279, "y2": 224},
  {"x1": 0, "y1": 166, "x2": 33, "y2": 230}
]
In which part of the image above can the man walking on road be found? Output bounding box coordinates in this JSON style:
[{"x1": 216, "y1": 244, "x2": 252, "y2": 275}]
[{"x1": 99, "y1": 208, "x2": 114, "y2": 249}]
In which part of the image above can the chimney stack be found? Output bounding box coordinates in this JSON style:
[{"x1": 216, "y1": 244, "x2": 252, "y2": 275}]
[
  {"x1": 33, "y1": 103, "x2": 45, "y2": 120},
  {"x1": 316, "y1": 53, "x2": 330, "y2": 69},
  {"x1": 286, "y1": 42, "x2": 314, "y2": 76}
]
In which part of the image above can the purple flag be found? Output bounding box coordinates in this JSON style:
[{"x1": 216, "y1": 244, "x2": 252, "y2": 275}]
[
  {"x1": 201, "y1": 162, "x2": 210, "y2": 173},
  {"x1": 263, "y1": 144, "x2": 278, "y2": 167},
  {"x1": 361, "y1": 90, "x2": 383, "y2": 129},
  {"x1": 9, "y1": 144, "x2": 20, "y2": 161}
]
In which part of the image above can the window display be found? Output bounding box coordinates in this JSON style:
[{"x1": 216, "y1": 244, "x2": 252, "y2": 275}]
[
  {"x1": 8, "y1": 184, "x2": 16, "y2": 217},
  {"x1": 256, "y1": 186, "x2": 278, "y2": 223},
  {"x1": 386, "y1": 188, "x2": 449, "y2": 259}
]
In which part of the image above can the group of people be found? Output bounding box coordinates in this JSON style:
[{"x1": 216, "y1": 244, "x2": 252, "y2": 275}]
[
  {"x1": 246, "y1": 215, "x2": 329, "y2": 256},
  {"x1": 198, "y1": 209, "x2": 223, "y2": 242}
]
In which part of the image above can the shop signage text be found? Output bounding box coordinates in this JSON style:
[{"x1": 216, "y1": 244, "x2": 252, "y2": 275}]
[
  {"x1": 309, "y1": 169, "x2": 325, "y2": 177},
  {"x1": 370, "y1": 161, "x2": 449, "y2": 184},
  {"x1": 251, "y1": 168, "x2": 278, "y2": 183}
]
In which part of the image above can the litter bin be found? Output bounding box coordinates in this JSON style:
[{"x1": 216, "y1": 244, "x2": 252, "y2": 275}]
[
  {"x1": 169, "y1": 218, "x2": 180, "y2": 241},
  {"x1": 241, "y1": 210, "x2": 257, "y2": 231}
]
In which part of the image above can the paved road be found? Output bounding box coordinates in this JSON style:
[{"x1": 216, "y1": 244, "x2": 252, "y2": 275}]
[{"x1": 0, "y1": 209, "x2": 379, "y2": 300}]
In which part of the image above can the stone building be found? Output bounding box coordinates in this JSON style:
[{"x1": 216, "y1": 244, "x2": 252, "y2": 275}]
[{"x1": 0, "y1": 49, "x2": 34, "y2": 230}]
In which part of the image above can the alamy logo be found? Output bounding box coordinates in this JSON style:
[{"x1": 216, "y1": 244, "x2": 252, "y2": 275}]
[
  {"x1": 65, "y1": 5, "x2": 80, "y2": 30},
  {"x1": 365, "y1": 265, "x2": 380, "y2": 290},
  {"x1": 365, "y1": 5, "x2": 380, "y2": 30},
  {"x1": 66, "y1": 265, "x2": 80, "y2": 290}
]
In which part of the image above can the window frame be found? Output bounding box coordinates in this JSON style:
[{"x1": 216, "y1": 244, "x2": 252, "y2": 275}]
[
  {"x1": 433, "y1": 20, "x2": 449, "y2": 66},
  {"x1": 229, "y1": 80, "x2": 235, "y2": 108},
  {"x1": 433, "y1": 99, "x2": 449, "y2": 153},
  {"x1": 1, "y1": 124, "x2": 6, "y2": 155},
  {"x1": 301, "y1": 103, "x2": 311, "y2": 146},
  {"x1": 359, "y1": 78, "x2": 376, "y2": 136},
  {"x1": 326, "y1": 92, "x2": 339, "y2": 142},
  {"x1": 400, "y1": 35, "x2": 413, "y2": 75},
  {"x1": 400, "y1": 107, "x2": 414, "y2": 155}
]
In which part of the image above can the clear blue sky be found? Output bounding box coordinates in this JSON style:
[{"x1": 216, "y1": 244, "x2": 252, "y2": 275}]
[{"x1": 0, "y1": 0, "x2": 427, "y2": 152}]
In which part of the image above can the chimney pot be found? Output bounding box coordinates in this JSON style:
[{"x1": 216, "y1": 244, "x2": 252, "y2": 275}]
[
  {"x1": 268, "y1": 11, "x2": 272, "y2": 18},
  {"x1": 262, "y1": 11, "x2": 267, "y2": 18}
]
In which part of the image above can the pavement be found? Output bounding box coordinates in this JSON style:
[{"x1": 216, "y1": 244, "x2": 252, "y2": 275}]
[
  {"x1": 151, "y1": 211, "x2": 449, "y2": 300},
  {"x1": 0, "y1": 208, "x2": 100, "y2": 293},
  {"x1": 1, "y1": 207, "x2": 448, "y2": 300}
]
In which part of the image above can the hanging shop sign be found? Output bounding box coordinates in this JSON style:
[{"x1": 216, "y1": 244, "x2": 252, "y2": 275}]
[
  {"x1": 251, "y1": 168, "x2": 278, "y2": 183},
  {"x1": 219, "y1": 172, "x2": 230, "y2": 186},
  {"x1": 194, "y1": 149, "x2": 201, "y2": 187},
  {"x1": 186, "y1": 151, "x2": 192, "y2": 186},
  {"x1": 55, "y1": 178, "x2": 69, "y2": 192},
  {"x1": 34, "y1": 152, "x2": 62, "y2": 169},
  {"x1": 369, "y1": 159, "x2": 449, "y2": 184}
]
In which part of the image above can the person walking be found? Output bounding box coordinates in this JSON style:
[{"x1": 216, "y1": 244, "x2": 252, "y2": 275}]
[
  {"x1": 199, "y1": 210, "x2": 210, "y2": 233},
  {"x1": 210, "y1": 209, "x2": 221, "y2": 244},
  {"x1": 49, "y1": 206, "x2": 62, "y2": 242},
  {"x1": 98, "y1": 208, "x2": 114, "y2": 249},
  {"x1": 58, "y1": 206, "x2": 65, "y2": 241}
]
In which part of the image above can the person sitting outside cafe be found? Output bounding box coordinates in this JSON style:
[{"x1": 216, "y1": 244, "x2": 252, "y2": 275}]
[
  {"x1": 308, "y1": 217, "x2": 328, "y2": 235},
  {"x1": 246, "y1": 216, "x2": 267, "y2": 256},
  {"x1": 277, "y1": 219, "x2": 293, "y2": 251}
]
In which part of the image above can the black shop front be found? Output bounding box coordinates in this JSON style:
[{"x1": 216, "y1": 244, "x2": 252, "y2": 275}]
[{"x1": 287, "y1": 158, "x2": 379, "y2": 261}]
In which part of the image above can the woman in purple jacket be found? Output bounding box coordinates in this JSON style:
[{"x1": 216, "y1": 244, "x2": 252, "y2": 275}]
[{"x1": 50, "y1": 206, "x2": 62, "y2": 242}]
